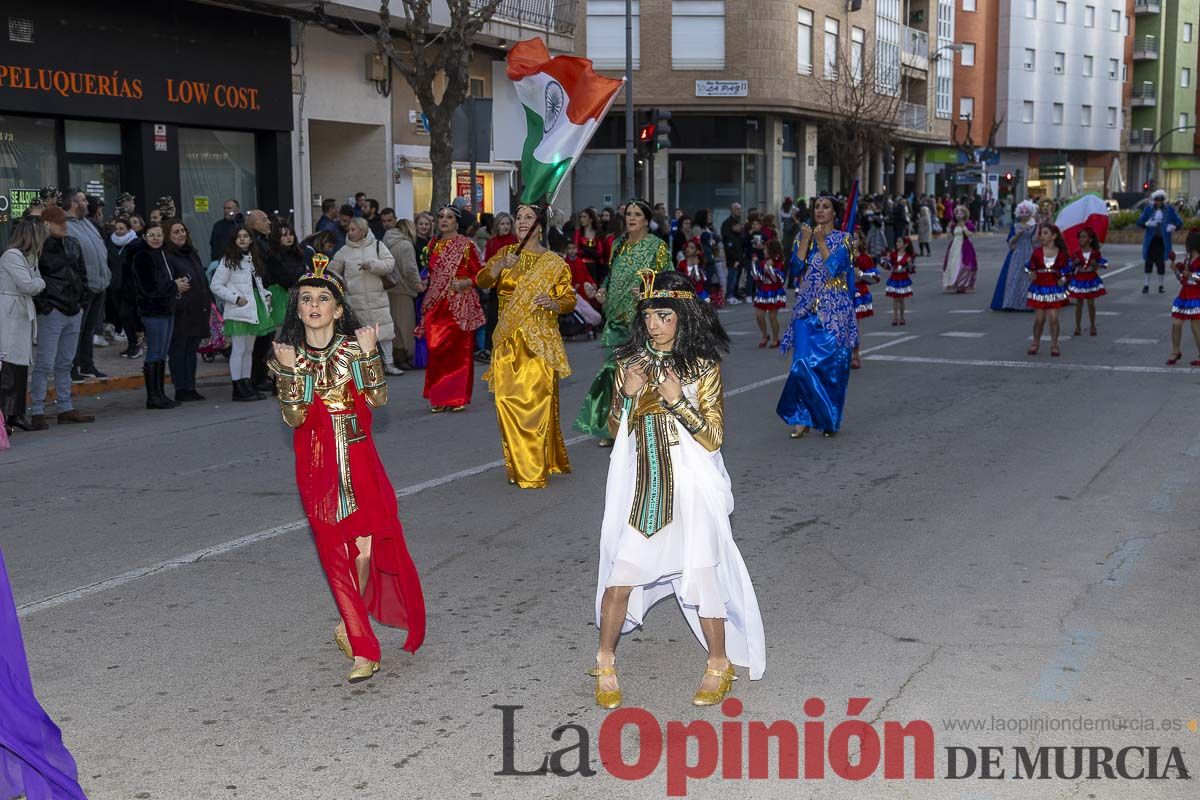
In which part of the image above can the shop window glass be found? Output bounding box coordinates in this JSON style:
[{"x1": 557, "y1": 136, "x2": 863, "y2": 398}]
[
  {"x1": 178, "y1": 129, "x2": 257, "y2": 250},
  {"x1": 64, "y1": 120, "x2": 121, "y2": 155},
  {"x1": 572, "y1": 153, "x2": 623, "y2": 212},
  {"x1": 0, "y1": 116, "x2": 58, "y2": 249}
]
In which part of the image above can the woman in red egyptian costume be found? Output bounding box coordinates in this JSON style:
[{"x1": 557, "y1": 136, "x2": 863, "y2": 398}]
[
  {"x1": 269, "y1": 257, "x2": 425, "y2": 682},
  {"x1": 416, "y1": 206, "x2": 484, "y2": 412}
]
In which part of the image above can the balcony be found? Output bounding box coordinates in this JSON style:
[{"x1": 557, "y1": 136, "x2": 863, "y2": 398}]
[
  {"x1": 1132, "y1": 36, "x2": 1159, "y2": 60},
  {"x1": 899, "y1": 101, "x2": 928, "y2": 132},
  {"x1": 1129, "y1": 128, "x2": 1156, "y2": 151},
  {"x1": 472, "y1": 0, "x2": 577, "y2": 37},
  {"x1": 1134, "y1": 0, "x2": 1161, "y2": 13},
  {"x1": 1131, "y1": 83, "x2": 1157, "y2": 106},
  {"x1": 901, "y1": 26, "x2": 929, "y2": 71}
]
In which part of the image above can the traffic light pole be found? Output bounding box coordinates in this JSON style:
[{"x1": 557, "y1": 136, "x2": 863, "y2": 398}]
[{"x1": 623, "y1": 0, "x2": 634, "y2": 200}]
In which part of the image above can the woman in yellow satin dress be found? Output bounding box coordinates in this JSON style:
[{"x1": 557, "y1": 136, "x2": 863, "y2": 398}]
[{"x1": 476, "y1": 203, "x2": 576, "y2": 488}]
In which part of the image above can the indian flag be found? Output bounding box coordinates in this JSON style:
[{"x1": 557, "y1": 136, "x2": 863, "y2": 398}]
[{"x1": 506, "y1": 38, "x2": 624, "y2": 203}]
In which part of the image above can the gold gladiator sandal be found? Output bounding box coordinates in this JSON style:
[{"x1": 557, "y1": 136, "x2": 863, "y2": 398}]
[
  {"x1": 348, "y1": 660, "x2": 381, "y2": 683},
  {"x1": 334, "y1": 628, "x2": 353, "y2": 660},
  {"x1": 587, "y1": 664, "x2": 622, "y2": 709},
  {"x1": 692, "y1": 664, "x2": 736, "y2": 707}
]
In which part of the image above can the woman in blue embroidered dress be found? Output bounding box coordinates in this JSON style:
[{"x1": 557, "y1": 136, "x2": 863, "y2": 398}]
[{"x1": 777, "y1": 194, "x2": 858, "y2": 439}]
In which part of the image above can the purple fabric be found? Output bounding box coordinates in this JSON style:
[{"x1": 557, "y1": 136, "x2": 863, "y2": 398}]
[{"x1": 0, "y1": 548, "x2": 88, "y2": 800}]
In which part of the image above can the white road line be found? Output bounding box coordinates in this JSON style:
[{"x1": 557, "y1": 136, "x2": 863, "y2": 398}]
[
  {"x1": 865, "y1": 354, "x2": 1199, "y2": 375},
  {"x1": 1103, "y1": 262, "x2": 1140, "y2": 279},
  {"x1": 1029, "y1": 335, "x2": 1073, "y2": 341},
  {"x1": 948, "y1": 309, "x2": 984, "y2": 314},
  {"x1": 19, "y1": 339, "x2": 914, "y2": 618},
  {"x1": 941, "y1": 331, "x2": 987, "y2": 338},
  {"x1": 865, "y1": 331, "x2": 908, "y2": 337},
  {"x1": 1115, "y1": 337, "x2": 1159, "y2": 345},
  {"x1": 1095, "y1": 311, "x2": 1122, "y2": 316}
]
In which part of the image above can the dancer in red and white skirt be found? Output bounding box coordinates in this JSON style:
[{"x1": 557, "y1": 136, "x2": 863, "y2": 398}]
[
  {"x1": 882, "y1": 236, "x2": 916, "y2": 327},
  {"x1": 752, "y1": 239, "x2": 787, "y2": 348},
  {"x1": 1067, "y1": 226, "x2": 1107, "y2": 337},
  {"x1": 1025, "y1": 224, "x2": 1072, "y2": 357},
  {"x1": 1167, "y1": 231, "x2": 1200, "y2": 365},
  {"x1": 851, "y1": 228, "x2": 880, "y2": 369}
]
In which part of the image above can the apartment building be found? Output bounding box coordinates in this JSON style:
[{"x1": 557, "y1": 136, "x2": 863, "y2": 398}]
[
  {"x1": 572, "y1": 0, "x2": 955, "y2": 216},
  {"x1": 1128, "y1": 0, "x2": 1200, "y2": 200},
  {"x1": 988, "y1": 0, "x2": 1128, "y2": 201}
]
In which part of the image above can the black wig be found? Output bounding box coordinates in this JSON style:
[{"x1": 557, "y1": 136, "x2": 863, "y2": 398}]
[
  {"x1": 614, "y1": 270, "x2": 730, "y2": 376},
  {"x1": 274, "y1": 275, "x2": 367, "y2": 349}
]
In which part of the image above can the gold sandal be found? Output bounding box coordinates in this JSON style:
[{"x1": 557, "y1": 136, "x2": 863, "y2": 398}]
[
  {"x1": 334, "y1": 628, "x2": 353, "y2": 660},
  {"x1": 586, "y1": 664, "x2": 622, "y2": 709},
  {"x1": 692, "y1": 665, "x2": 736, "y2": 707},
  {"x1": 789, "y1": 426, "x2": 809, "y2": 439},
  {"x1": 348, "y1": 660, "x2": 380, "y2": 683}
]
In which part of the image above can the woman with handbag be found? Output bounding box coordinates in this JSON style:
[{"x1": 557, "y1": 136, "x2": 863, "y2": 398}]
[
  {"x1": 777, "y1": 194, "x2": 859, "y2": 439},
  {"x1": 0, "y1": 220, "x2": 47, "y2": 434},
  {"x1": 329, "y1": 218, "x2": 401, "y2": 376}
]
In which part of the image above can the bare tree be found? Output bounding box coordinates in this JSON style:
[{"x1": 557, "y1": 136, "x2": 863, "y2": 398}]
[
  {"x1": 375, "y1": 0, "x2": 505, "y2": 208},
  {"x1": 815, "y1": 38, "x2": 905, "y2": 193}
]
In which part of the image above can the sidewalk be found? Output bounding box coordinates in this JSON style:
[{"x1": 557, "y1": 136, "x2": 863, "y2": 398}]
[{"x1": 39, "y1": 334, "x2": 231, "y2": 403}]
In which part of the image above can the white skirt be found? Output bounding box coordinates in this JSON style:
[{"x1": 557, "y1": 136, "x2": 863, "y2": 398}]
[{"x1": 595, "y1": 406, "x2": 767, "y2": 680}]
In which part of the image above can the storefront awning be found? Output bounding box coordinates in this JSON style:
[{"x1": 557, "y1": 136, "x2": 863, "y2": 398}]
[
  {"x1": 925, "y1": 147, "x2": 960, "y2": 164},
  {"x1": 1161, "y1": 158, "x2": 1200, "y2": 171},
  {"x1": 398, "y1": 157, "x2": 517, "y2": 173}
]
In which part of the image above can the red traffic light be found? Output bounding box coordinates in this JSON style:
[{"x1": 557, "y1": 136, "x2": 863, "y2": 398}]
[
  {"x1": 1143, "y1": 182, "x2": 1150, "y2": 190},
  {"x1": 638, "y1": 123, "x2": 656, "y2": 142},
  {"x1": 1004, "y1": 172, "x2": 1013, "y2": 181}
]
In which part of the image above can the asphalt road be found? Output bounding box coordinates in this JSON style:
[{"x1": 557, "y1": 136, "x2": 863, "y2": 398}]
[{"x1": 3, "y1": 235, "x2": 1197, "y2": 800}]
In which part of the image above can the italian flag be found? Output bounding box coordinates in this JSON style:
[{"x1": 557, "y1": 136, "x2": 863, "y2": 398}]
[{"x1": 506, "y1": 38, "x2": 624, "y2": 203}]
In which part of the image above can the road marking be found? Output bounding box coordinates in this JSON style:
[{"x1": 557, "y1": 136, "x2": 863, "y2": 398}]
[
  {"x1": 948, "y1": 309, "x2": 984, "y2": 314},
  {"x1": 1115, "y1": 337, "x2": 1159, "y2": 345},
  {"x1": 1029, "y1": 335, "x2": 1073, "y2": 341},
  {"x1": 865, "y1": 354, "x2": 1200, "y2": 375},
  {"x1": 865, "y1": 331, "x2": 908, "y2": 337},
  {"x1": 18, "y1": 335, "x2": 918, "y2": 618},
  {"x1": 1095, "y1": 311, "x2": 1122, "y2": 316},
  {"x1": 1103, "y1": 262, "x2": 1139, "y2": 279},
  {"x1": 941, "y1": 331, "x2": 987, "y2": 338},
  {"x1": 1032, "y1": 629, "x2": 1101, "y2": 703}
]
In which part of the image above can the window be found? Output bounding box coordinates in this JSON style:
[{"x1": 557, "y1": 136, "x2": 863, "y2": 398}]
[
  {"x1": 1023, "y1": 100, "x2": 1035, "y2": 123},
  {"x1": 875, "y1": 0, "x2": 901, "y2": 96},
  {"x1": 1183, "y1": 68, "x2": 1192, "y2": 89},
  {"x1": 1055, "y1": 1, "x2": 1066, "y2": 23},
  {"x1": 961, "y1": 42, "x2": 975, "y2": 66},
  {"x1": 586, "y1": 1, "x2": 639, "y2": 69},
  {"x1": 1122, "y1": 63, "x2": 1127, "y2": 82},
  {"x1": 1185, "y1": 23, "x2": 1194, "y2": 43},
  {"x1": 797, "y1": 8, "x2": 813, "y2": 75},
  {"x1": 963, "y1": 0, "x2": 976, "y2": 9},
  {"x1": 1025, "y1": 0, "x2": 1036, "y2": 18},
  {"x1": 959, "y1": 96, "x2": 974, "y2": 119},
  {"x1": 1024, "y1": 48, "x2": 1036, "y2": 71},
  {"x1": 1106, "y1": 106, "x2": 1117, "y2": 128},
  {"x1": 935, "y1": 0, "x2": 954, "y2": 119},
  {"x1": 1181, "y1": 113, "x2": 1190, "y2": 130},
  {"x1": 1054, "y1": 51, "x2": 1065, "y2": 74},
  {"x1": 1082, "y1": 55, "x2": 1093, "y2": 77},
  {"x1": 1084, "y1": 5, "x2": 1094, "y2": 27},
  {"x1": 1108, "y1": 58, "x2": 1118, "y2": 80},
  {"x1": 1081, "y1": 105, "x2": 1092, "y2": 127},
  {"x1": 851, "y1": 26, "x2": 865, "y2": 84},
  {"x1": 1123, "y1": 15, "x2": 1129, "y2": 36},
  {"x1": 824, "y1": 17, "x2": 839, "y2": 80},
  {"x1": 1052, "y1": 102, "x2": 1064, "y2": 125},
  {"x1": 671, "y1": 1, "x2": 725, "y2": 69},
  {"x1": 1110, "y1": 10, "x2": 1119, "y2": 31}
]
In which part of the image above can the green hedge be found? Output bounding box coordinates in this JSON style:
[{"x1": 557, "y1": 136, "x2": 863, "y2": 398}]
[{"x1": 1109, "y1": 211, "x2": 1139, "y2": 230}]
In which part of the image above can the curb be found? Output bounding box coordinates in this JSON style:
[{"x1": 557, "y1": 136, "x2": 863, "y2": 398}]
[{"x1": 39, "y1": 370, "x2": 231, "y2": 403}]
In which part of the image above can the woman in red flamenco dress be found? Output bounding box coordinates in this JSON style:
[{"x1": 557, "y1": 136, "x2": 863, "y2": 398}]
[
  {"x1": 416, "y1": 206, "x2": 484, "y2": 412},
  {"x1": 270, "y1": 261, "x2": 425, "y2": 682}
]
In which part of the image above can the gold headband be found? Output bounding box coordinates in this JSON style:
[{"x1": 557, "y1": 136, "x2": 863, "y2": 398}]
[{"x1": 638, "y1": 269, "x2": 695, "y2": 300}]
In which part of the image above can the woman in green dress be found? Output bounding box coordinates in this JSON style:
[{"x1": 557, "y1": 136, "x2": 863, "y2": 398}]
[
  {"x1": 574, "y1": 200, "x2": 672, "y2": 446},
  {"x1": 210, "y1": 226, "x2": 275, "y2": 401}
]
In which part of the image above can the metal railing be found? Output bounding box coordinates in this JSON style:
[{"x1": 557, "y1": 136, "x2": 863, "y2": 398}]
[
  {"x1": 1134, "y1": 0, "x2": 1161, "y2": 13},
  {"x1": 1132, "y1": 36, "x2": 1159, "y2": 59},
  {"x1": 1131, "y1": 83, "x2": 1157, "y2": 105},
  {"x1": 472, "y1": 0, "x2": 577, "y2": 36},
  {"x1": 902, "y1": 26, "x2": 928, "y2": 62},
  {"x1": 899, "y1": 101, "x2": 928, "y2": 131},
  {"x1": 1129, "y1": 128, "x2": 1156, "y2": 148}
]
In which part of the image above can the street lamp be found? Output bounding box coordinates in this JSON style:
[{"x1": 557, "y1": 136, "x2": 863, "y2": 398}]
[
  {"x1": 931, "y1": 43, "x2": 964, "y2": 63},
  {"x1": 1146, "y1": 124, "x2": 1199, "y2": 197}
]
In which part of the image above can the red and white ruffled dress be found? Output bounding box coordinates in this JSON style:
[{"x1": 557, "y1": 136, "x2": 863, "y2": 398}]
[
  {"x1": 1066, "y1": 249, "x2": 1107, "y2": 300},
  {"x1": 884, "y1": 251, "x2": 915, "y2": 298},
  {"x1": 1171, "y1": 256, "x2": 1200, "y2": 319},
  {"x1": 1025, "y1": 247, "x2": 1071, "y2": 309},
  {"x1": 853, "y1": 252, "x2": 880, "y2": 319},
  {"x1": 752, "y1": 259, "x2": 786, "y2": 310}
]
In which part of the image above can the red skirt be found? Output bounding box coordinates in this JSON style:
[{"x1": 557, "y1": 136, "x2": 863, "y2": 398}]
[{"x1": 423, "y1": 300, "x2": 476, "y2": 407}]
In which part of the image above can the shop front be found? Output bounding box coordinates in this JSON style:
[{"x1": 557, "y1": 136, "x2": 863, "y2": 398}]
[{"x1": 0, "y1": 1, "x2": 292, "y2": 247}]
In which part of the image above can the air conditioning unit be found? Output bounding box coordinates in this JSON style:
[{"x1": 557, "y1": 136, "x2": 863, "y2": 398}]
[
  {"x1": 365, "y1": 53, "x2": 387, "y2": 82},
  {"x1": 1054, "y1": 66, "x2": 1064, "y2": 73}
]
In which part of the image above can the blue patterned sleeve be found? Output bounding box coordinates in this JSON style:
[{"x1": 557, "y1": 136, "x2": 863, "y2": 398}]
[{"x1": 789, "y1": 240, "x2": 807, "y2": 279}]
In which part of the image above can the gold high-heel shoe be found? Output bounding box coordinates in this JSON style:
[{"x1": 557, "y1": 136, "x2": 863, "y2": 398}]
[
  {"x1": 348, "y1": 660, "x2": 380, "y2": 683},
  {"x1": 587, "y1": 664, "x2": 622, "y2": 709},
  {"x1": 334, "y1": 628, "x2": 353, "y2": 660},
  {"x1": 789, "y1": 426, "x2": 809, "y2": 439},
  {"x1": 692, "y1": 664, "x2": 736, "y2": 706}
]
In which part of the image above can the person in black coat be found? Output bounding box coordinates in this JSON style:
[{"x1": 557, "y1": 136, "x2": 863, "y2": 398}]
[
  {"x1": 132, "y1": 221, "x2": 186, "y2": 410},
  {"x1": 209, "y1": 199, "x2": 242, "y2": 263},
  {"x1": 105, "y1": 217, "x2": 143, "y2": 358},
  {"x1": 164, "y1": 219, "x2": 213, "y2": 403},
  {"x1": 266, "y1": 223, "x2": 307, "y2": 291}
]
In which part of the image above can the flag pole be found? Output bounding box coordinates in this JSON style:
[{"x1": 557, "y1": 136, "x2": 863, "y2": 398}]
[{"x1": 623, "y1": 0, "x2": 635, "y2": 199}]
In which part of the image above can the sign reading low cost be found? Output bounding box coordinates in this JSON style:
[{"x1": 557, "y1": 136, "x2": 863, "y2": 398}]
[{"x1": 166, "y1": 79, "x2": 261, "y2": 110}]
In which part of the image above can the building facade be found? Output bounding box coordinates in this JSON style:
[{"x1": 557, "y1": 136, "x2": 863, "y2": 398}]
[
  {"x1": 572, "y1": 0, "x2": 954, "y2": 219},
  {"x1": 1128, "y1": 0, "x2": 1200, "y2": 200},
  {"x1": 0, "y1": 1, "x2": 293, "y2": 248},
  {"x1": 990, "y1": 0, "x2": 1128, "y2": 200}
]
